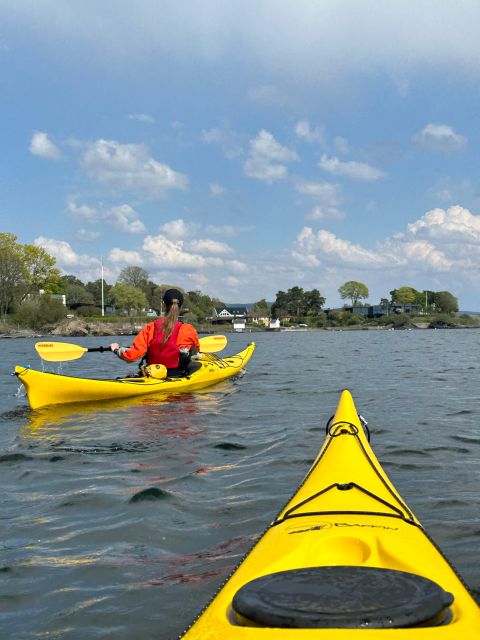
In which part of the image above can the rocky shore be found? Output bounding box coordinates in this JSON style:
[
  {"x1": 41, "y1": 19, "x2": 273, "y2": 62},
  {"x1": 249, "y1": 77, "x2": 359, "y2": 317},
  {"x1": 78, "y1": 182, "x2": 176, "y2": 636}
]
[{"x1": 0, "y1": 319, "x2": 139, "y2": 339}]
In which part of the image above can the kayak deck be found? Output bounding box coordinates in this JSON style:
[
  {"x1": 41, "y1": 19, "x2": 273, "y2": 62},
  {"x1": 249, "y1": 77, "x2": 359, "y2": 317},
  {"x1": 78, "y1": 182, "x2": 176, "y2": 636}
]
[
  {"x1": 15, "y1": 342, "x2": 255, "y2": 410},
  {"x1": 181, "y1": 390, "x2": 480, "y2": 638}
]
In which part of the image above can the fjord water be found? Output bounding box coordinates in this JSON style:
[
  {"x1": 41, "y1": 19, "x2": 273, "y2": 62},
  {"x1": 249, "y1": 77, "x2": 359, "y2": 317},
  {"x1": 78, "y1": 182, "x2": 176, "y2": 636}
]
[{"x1": 1, "y1": 330, "x2": 479, "y2": 639}]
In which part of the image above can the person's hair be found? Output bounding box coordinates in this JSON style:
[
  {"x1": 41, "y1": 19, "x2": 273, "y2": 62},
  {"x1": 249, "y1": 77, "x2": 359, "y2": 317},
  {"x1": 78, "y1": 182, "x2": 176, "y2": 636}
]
[{"x1": 162, "y1": 299, "x2": 181, "y2": 345}]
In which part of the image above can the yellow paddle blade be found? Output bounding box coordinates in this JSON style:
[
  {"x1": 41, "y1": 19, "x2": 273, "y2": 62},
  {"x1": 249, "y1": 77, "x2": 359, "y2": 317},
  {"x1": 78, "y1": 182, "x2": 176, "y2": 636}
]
[
  {"x1": 198, "y1": 334, "x2": 227, "y2": 353},
  {"x1": 35, "y1": 341, "x2": 89, "y2": 362}
]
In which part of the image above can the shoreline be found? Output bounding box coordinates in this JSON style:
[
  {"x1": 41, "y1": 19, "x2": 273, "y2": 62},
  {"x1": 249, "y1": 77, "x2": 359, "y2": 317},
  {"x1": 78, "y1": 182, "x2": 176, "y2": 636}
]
[{"x1": 1, "y1": 320, "x2": 479, "y2": 339}]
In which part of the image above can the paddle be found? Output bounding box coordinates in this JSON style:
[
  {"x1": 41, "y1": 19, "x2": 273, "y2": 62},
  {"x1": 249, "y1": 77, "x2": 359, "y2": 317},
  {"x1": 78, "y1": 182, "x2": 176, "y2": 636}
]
[{"x1": 35, "y1": 335, "x2": 228, "y2": 362}]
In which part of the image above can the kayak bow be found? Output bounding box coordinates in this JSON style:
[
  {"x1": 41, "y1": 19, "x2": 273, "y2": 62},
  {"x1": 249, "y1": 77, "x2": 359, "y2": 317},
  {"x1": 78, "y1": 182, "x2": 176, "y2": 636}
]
[
  {"x1": 15, "y1": 342, "x2": 255, "y2": 410},
  {"x1": 182, "y1": 390, "x2": 480, "y2": 638}
]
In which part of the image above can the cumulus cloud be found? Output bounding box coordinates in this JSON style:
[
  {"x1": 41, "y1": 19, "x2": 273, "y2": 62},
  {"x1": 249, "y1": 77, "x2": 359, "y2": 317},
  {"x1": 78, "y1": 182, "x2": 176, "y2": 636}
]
[
  {"x1": 66, "y1": 199, "x2": 145, "y2": 233},
  {"x1": 319, "y1": 154, "x2": 385, "y2": 181},
  {"x1": 159, "y1": 218, "x2": 199, "y2": 239},
  {"x1": 413, "y1": 124, "x2": 467, "y2": 153},
  {"x1": 106, "y1": 204, "x2": 146, "y2": 234},
  {"x1": 108, "y1": 248, "x2": 144, "y2": 264},
  {"x1": 82, "y1": 139, "x2": 188, "y2": 198},
  {"x1": 190, "y1": 238, "x2": 233, "y2": 255},
  {"x1": 291, "y1": 206, "x2": 480, "y2": 276},
  {"x1": 295, "y1": 119, "x2": 325, "y2": 145},
  {"x1": 293, "y1": 228, "x2": 384, "y2": 268},
  {"x1": 295, "y1": 178, "x2": 344, "y2": 220},
  {"x1": 407, "y1": 205, "x2": 480, "y2": 245},
  {"x1": 142, "y1": 234, "x2": 209, "y2": 269},
  {"x1": 34, "y1": 236, "x2": 100, "y2": 281},
  {"x1": 244, "y1": 129, "x2": 298, "y2": 183},
  {"x1": 29, "y1": 131, "x2": 61, "y2": 160}
]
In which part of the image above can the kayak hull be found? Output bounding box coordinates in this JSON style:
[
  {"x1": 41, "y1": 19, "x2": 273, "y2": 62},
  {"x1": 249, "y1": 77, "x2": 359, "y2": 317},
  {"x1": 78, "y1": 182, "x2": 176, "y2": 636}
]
[
  {"x1": 15, "y1": 342, "x2": 255, "y2": 410},
  {"x1": 182, "y1": 390, "x2": 480, "y2": 638}
]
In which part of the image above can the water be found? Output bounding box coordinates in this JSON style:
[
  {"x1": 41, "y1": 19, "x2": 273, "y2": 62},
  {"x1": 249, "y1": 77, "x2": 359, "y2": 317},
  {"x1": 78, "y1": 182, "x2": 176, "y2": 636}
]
[{"x1": 1, "y1": 330, "x2": 479, "y2": 639}]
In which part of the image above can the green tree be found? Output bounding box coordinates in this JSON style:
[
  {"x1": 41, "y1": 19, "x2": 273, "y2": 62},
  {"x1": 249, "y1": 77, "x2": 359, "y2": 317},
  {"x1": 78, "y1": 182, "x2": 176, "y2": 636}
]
[
  {"x1": 0, "y1": 233, "x2": 60, "y2": 316},
  {"x1": 86, "y1": 278, "x2": 112, "y2": 308},
  {"x1": 14, "y1": 296, "x2": 66, "y2": 330},
  {"x1": 304, "y1": 289, "x2": 326, "y2": 316},
  {"x1": 338, "y1": 281, "x2": 369, "y2": 306},
  {"x1": 108, "y1": 283, "x2": 148, "y2": 315},
  {"x1": 186, "y1": 290, "x2": 223, "y2": 323},
  {"x1": 434, "y1": 291, "x2": 458, "y2": 314},
  {"x1": 271, "y1": 287, "x2": 325, "y2": 319},
  {"x1": 117, "y1": 266, "x2": 149, "y2": 289},
  {"x1": 0, "y1": 233, "x2": 27, "y2": 316},
  {"x1": 253, "y1": 298, "x2": 270, "y2": 315},
  {"x1": 391, "y1": 286, "x2": 419, "y2": 306},
  {"x1": 65, "y1": 283, "x2": 95, "y2": 307}
]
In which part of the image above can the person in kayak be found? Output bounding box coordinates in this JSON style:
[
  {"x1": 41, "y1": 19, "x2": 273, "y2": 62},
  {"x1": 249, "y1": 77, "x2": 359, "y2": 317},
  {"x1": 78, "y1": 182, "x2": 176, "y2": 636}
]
[{"x1": 109, "y1": 288, "x2": 201, "y2": 377}]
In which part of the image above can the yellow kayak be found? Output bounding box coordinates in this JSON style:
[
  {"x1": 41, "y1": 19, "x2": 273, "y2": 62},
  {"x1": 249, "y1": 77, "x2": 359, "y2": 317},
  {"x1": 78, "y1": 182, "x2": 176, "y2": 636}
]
[
  {"x1": 15, "y1": 342, "x2": 255, "y2": 410},
  {"x1": 182, "y1": 390, "x2": 480, "y2": 638}
]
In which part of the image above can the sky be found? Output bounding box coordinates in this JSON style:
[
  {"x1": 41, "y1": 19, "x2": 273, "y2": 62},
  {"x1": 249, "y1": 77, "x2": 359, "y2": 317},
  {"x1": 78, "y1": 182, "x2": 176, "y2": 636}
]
[{"x1": 2, "y1": 1, "x2": 480, "y2": 309}]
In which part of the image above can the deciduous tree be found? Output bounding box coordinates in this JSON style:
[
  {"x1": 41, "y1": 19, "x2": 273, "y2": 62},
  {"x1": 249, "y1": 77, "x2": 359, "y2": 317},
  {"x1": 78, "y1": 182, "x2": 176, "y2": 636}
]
[{"x1": 338, "y1": 281, "x2": 369, "y2": 306}]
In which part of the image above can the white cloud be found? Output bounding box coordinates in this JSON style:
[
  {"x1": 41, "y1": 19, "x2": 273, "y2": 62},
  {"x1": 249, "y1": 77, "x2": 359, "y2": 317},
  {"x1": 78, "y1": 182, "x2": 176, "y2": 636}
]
[
  {"x1": 29, "y1": 131, "x2": 61, "y2": 160},
  {"x1": 190, "y1": 238, "x2": 233, "y2": 255},
  {"x1": 293, "y1": 228, "x2": 384, "y2": 268},
  {"x1": 201, "y1": 124, "x2": 244, "y2": 159},
  {"x1": 108, "y1": 248, "x2": 144, "y2": 264},
  {"x1": 226, "y1": 259, "x2": 248, "y2": 273},
  {"x1": 407, "y1": 205, "x2": 480, "y2": 245},
  {"x1": 413, "y1": 124, "x2": 467, "y2": 153},
  {"x1": 106, "y1": 204, "x2": 146, "y2": 234},
  {"x1": 66, "y1": 199, "x2": 145, "y2": 233},
  {"x1": 209, "y1": 182, "x2": 225, "y2": 196},
  {"x1": 33, "y1": 236, "x2": 101, "y2": 284},
  {"x1": 295, "y1": 119, "x2": 325, "y2": 145},
  {"x1": 159, "y1": 218, "x2": 199, "y2": 239},
  {"x1": 319, "y1": 154, "x2": 385, "y2": 181},
  {"x1": 244, "y1": 129, "x2": 298, "y2": 183},
  {"x1": 75, "y1": 228, "x2": 100, "y2": 242},
  {"x1": 82, "y1": 139, "x2": 188, "y2": 198},
  {"x1": 128, "y1": 113, "x2": 154, "y2": 123},
  {"x1": 295, "y1": 179, "x2": 344, "y2": 220},
  {"x1": 142, "y1": 234, "x2": 208, "y2": 269},
  {"x1": 66, "y1": 200, "x2": 98, "y2": 222},
  {"x1": 291, "y1": 206, "x2": 480, "y2": 277}
]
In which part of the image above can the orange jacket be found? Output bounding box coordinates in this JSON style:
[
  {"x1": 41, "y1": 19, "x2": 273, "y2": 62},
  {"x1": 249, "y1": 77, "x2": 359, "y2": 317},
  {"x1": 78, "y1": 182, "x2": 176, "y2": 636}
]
[{"x1": 118, "y1": 321, "x2": 200, "y2": 362}]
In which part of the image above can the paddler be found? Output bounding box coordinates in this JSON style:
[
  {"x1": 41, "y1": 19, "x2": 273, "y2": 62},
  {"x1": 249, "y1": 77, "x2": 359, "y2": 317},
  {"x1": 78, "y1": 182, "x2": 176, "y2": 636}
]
[{"x1": 110, "y1": 288, "x2": 200, "y2": 377}]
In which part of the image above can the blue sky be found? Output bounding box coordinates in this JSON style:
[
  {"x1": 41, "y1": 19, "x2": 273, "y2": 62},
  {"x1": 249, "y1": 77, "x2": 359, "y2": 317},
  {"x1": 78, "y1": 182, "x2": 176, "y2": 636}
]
[{"x1": 2, "y1": 1, "x2": 480, "y2": 309}]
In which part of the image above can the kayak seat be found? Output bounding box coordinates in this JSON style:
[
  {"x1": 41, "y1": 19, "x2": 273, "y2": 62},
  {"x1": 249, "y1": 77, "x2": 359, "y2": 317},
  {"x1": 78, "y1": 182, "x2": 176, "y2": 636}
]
[{"x1": 232, "y1": 566, "x2": 453, "y2": 628}]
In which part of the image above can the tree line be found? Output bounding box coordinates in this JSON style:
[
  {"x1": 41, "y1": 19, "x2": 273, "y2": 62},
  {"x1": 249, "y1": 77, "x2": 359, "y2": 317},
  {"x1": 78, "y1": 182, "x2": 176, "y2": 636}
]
[{"x1": 0, "y1": 234, "x2": 461, "y2": 329}]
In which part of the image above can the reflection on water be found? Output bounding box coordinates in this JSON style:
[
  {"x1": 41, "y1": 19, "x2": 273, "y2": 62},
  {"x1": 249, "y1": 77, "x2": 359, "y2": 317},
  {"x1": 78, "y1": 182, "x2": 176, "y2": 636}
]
[{"x1": 1, "y1": 331, "x2": 480, "y2": 639}]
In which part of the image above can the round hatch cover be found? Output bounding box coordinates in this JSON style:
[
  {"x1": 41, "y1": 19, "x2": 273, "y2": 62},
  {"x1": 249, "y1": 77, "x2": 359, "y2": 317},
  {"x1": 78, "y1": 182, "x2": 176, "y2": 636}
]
[{"x1": 232, "y1": 566, "x2": 453, "y2": 628}]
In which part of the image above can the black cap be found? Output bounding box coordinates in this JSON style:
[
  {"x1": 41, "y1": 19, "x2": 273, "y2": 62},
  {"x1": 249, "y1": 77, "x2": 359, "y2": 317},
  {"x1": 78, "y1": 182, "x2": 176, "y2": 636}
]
[{"x1": 163, "y1": 288, "x2": 184, "y2": 307}]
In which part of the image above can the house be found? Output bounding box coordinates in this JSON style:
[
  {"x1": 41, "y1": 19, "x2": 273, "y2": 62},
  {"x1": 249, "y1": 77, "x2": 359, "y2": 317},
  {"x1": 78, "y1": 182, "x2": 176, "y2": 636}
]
[
  {"x1": 212, "y1": 305, "x2": 249, "y2": 324},
  {"x1": 233, "y1": 318, "x2": 246, "y2": 332},
  {"x1": 247, "y1": 310, "x2": 270, "y2": 327}
]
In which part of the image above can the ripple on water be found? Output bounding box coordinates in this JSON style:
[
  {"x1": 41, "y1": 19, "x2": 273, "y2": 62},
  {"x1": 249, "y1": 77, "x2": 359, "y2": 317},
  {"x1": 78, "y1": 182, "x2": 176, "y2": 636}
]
[{"x1": 1, "y1": 331, "x2": 480, "y2": 638}]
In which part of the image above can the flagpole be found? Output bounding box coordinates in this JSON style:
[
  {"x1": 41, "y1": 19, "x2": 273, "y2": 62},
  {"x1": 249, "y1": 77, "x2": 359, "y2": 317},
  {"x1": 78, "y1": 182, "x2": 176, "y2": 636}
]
[{"x1": 101, "y1": 257, "x2": 105, "y2": 317}]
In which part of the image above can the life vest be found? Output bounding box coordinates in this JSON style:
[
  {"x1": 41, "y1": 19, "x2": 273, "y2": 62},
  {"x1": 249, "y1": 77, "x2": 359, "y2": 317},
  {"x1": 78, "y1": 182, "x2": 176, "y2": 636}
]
[{"x1": 146, "y1": 319, "x2": 182, "y2": 368}]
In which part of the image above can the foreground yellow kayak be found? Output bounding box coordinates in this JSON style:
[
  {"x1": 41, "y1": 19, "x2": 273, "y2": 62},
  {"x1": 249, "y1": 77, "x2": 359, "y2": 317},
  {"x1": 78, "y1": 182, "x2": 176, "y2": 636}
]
[
  {"x1": 15, "y1": 342, "x2": 255, "y2": 410},
  {"x1": 182, "y1": 390, "x2": 479, "y2": 638}
]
